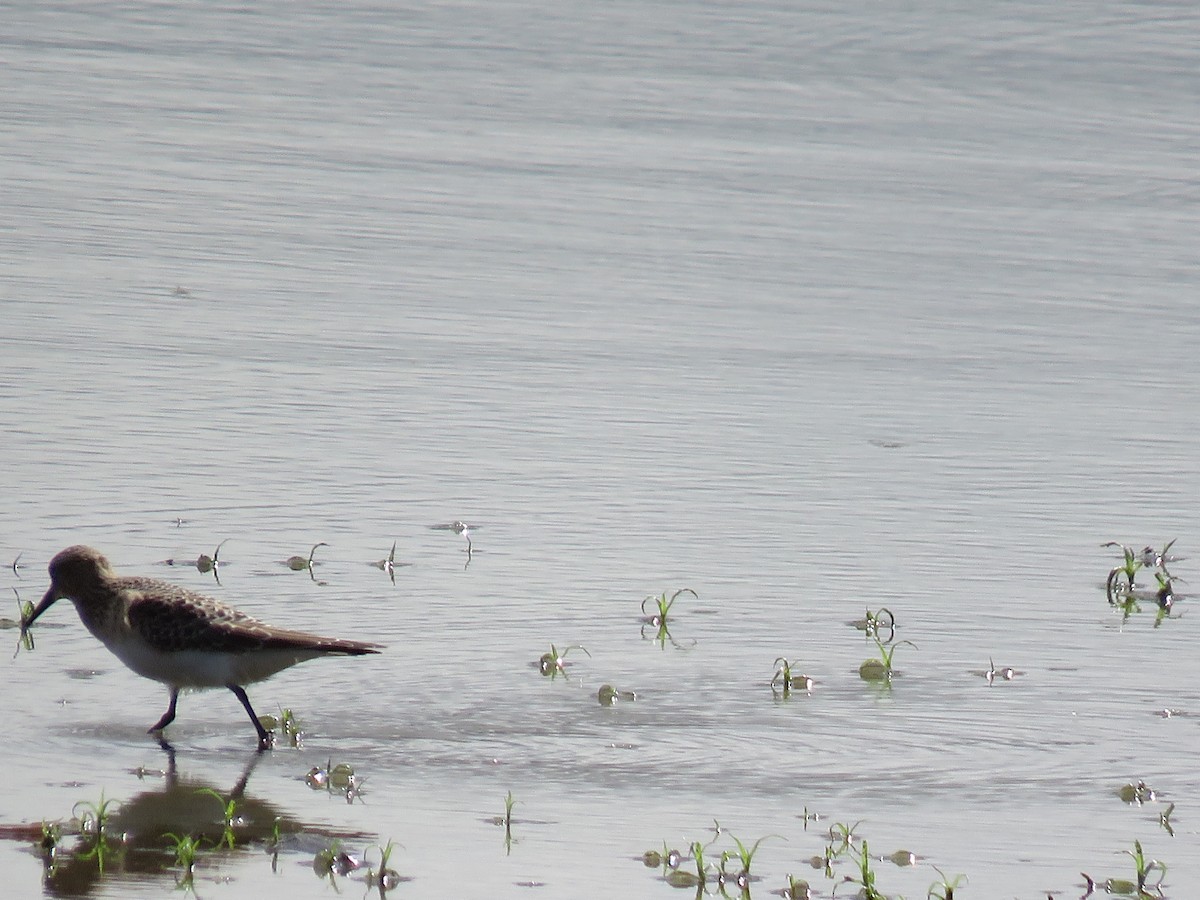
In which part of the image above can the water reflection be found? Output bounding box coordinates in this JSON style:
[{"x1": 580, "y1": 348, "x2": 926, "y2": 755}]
[{"x1": 0, "y1": 743, "x2": 372, "y2": 898}]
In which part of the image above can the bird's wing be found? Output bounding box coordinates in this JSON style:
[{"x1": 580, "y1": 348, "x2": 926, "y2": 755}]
[{"x1": 125, "y1": 588, "x2": 274, "y2": 654}]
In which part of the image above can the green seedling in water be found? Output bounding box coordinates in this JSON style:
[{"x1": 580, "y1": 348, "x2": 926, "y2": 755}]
[
  {"x1": 597, "y1": 683, "x2": 637, "y2": 706},
  {"x1": 683, "y1": 838, "x2": 715, "y2": 887},
  {"x1": 287, "y1": 542, "x2": 328, "y2": 571},
  {"x1": 73, "y1": 793, "x2": 119, "y2": 838},
  {"x1": 1159, "y1": 802, "x2": 1176, "y2": 837},
  {"x1": 266, "y1": 816, "x2": 283, "y2": 873},
  {"x1": 259, "y1": 706, "x2": 302, "y2": 746},
  {"x1": 1083, "y1": 839, "x2": 1168, "y2": 897},
  {"x1": 720, "y1": 833, "x2": 783, "y2": 891},
  {"x1": 72, "y1": 793, "x2": 122, "y2": 874},
  {"x1": 928, "y1": 865, "x2": 967, "y2": 899},
  {"x1": 1104, "y1": 542, "x2": 1144, "y2": 602},
  {"x1": 781, "y1": 874, "x2": 813, "y2": 899},
  {"x1": 1153, "y1": 571, "x2": 1178, "y2": 611},
  {"x1": 372, "y1": 541, "x2": 405, "y2": 585},
  {"x1": 196, "y1": 788, "x2": 239, "y2": 849},
  {"x1": 859, "y1": 632, "x2": 917, "y2": 682},
  {"x1": 1125, "y1": 839, "x2": 1167, "y2": 895},
  {"x1": 1142, "y1": 539, "x2": 1179, "y2": 573},
  {"x1": 164, "y1": 832, "x2": 202, "y2": 890},
  {"x1": 313, "y1": 839, "x2": 362, "y2": 882},
  {"x1": 502, "y1": 790, "x2": 517, "y2": 828},
  {"x1": 195, "y1": 538, "x2": 228, "y2": 580},
  {"x1": 497, "y1": 791, "x2": 517, "y2": 855},
  {"x1": 826, "y1": 820, "x2": 862, "y2": 855},
  {"x1": 847, "y1": 838, "x2": 885, "y2": 900},
  {"x1": 641, "y1": 843, "x2": 683, "y2": 871},
  {"x1": 14, "y1": 589, "x2": 35, "y2": 656},
  {"x1": 640, "y1": 589, "x2": 698, "y2": 650},
  {"x1": 985, "y1": 657, "x2": 1020, "y2": 684},
  {"x1": 39, "y1": 820, "x2": 62, "y2": 864},
  {"x1": 365, "y1": 839, "x2": 403, "y2": 894},
  {"x1": 538, "y1": 643, "x2": 591, "y2": 676},
  {"x1": 305, "y1": 760, "x2": 361, "y2": 802},
  {"x1": 772, "y1": 657, "x2": 814, "y2": 696},
  {"x1": 851, "y1": 607, "x2": 896, "y2": 642},
  {"x1": 1117, "y1": 780, "x2": 1156, "y2": 806},
  {"x1": 640, "y1": 588, "x2": 697, "y2": 628}
]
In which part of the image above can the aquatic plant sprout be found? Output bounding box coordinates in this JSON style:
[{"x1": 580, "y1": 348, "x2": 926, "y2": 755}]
[{"x1": 537, "y1": 643, "x2": 590, "y2": 675}]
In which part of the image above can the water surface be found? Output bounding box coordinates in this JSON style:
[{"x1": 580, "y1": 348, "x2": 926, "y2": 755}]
[{"x1": 3, "y1": 1, "x2": 1200, "y2": 897}]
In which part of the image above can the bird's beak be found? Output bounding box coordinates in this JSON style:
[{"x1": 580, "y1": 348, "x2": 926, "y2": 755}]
[{"x1": 21, "y1": 586, "x2": 62, "y2": 635}]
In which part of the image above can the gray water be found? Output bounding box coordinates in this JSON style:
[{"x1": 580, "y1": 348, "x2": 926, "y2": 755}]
[{"x1": 3, "y1": 1, "x2": 1200, "y2": 897}]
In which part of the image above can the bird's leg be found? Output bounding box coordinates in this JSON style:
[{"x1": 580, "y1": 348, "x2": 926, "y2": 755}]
[
  {"x1": 229, "y1": 684, "x2": 274, "y2": 748},
  {"x1": 149, "y1": 687, "x2": 180, "y2": 733}
]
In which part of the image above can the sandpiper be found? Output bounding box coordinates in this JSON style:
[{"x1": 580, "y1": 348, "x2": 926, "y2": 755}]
[{"x1": 22, "y1": 545, "x2": 382, "y2": 747}]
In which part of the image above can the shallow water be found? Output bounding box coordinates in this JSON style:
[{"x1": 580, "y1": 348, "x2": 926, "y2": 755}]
[{"x1": 3, "y1": 1, "x2": 1200, "y2": 897}]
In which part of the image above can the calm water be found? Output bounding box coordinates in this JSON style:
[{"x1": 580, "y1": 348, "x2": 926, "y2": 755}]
[{"x1": 3, "y1": 1, "x2": 1200, "y2": 897}]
